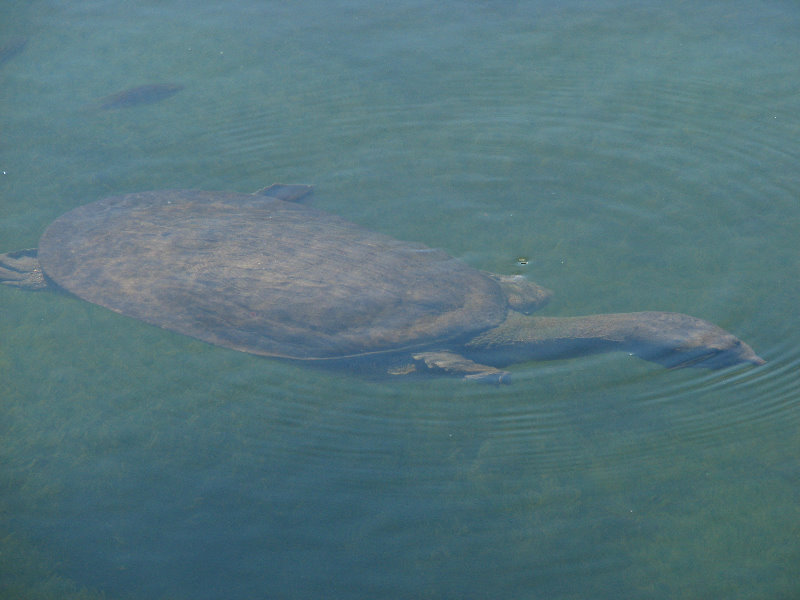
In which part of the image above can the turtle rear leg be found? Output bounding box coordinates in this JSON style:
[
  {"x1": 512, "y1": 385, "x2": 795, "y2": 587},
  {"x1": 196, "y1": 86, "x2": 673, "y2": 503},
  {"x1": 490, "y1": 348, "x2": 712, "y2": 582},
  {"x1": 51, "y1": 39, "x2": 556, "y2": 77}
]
[
  {"x1": 412, "y1": 350, "x2": 511, "y2": 383},
  {"x1": 0, "y1": 248, "x2": 48, "y2": 290},
  {"x1": 257, "y1": 183, "x2": 314, "y2": 203}
]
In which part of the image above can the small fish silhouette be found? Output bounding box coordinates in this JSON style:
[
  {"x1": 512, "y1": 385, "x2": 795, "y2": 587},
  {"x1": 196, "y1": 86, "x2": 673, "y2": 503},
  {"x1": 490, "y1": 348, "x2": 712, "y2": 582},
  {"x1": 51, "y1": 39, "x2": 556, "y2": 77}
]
[
  {"x1": 97, "y1": 83, "x2": 183, "y2": 110},
  {"x1": 0, "y1": 37, "x2": 27, "y2": 67}
]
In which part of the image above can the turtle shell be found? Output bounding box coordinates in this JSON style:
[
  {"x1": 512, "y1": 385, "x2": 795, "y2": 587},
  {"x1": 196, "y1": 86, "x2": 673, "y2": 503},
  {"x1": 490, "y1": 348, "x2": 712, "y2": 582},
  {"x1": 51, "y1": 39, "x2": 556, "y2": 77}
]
[{"x1": 37, "y1": 189, "x2": 509, "y2": 359}]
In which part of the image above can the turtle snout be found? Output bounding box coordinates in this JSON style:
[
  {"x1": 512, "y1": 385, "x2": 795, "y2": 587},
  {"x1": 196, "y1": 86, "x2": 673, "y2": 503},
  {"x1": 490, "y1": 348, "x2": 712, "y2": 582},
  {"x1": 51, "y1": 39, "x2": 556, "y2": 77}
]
[
  {"x1": 714, "y1": 337, "x2": 765, "y2": 367},
  {"x1": 633, "y1": 313, "x2": 765, "y2": 370},
  {"x1": 681, "y1": 333, "x2": 765, "y2": 369}
]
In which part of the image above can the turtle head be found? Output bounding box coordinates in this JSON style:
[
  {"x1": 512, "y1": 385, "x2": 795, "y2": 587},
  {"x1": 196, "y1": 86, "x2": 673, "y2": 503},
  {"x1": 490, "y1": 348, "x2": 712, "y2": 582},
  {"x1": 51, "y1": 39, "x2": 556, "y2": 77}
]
[{"x1": 628, "y1": 312, "x2": 766, "y2": 369}]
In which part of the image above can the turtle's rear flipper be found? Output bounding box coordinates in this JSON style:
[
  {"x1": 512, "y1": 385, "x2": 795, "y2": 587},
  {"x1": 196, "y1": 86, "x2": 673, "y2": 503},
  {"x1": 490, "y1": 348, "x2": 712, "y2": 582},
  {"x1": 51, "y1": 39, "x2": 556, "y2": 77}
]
[
  {"x1": 257, "y1": 184, "x2": 314, "y2": 203},
  {"x1": 0, "y1": 248, "x2": 48, "y2": 290},
  {"x1": 413, "y1": 350, "x2": 511, "y2": 383}
]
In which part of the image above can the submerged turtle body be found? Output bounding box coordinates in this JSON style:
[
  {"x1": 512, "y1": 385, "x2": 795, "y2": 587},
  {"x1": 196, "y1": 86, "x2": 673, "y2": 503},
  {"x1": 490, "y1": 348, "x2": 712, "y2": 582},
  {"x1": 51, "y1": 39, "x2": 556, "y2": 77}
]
[
  {"x1": 36, "y1": 187, "x2": 514, "y2": 360},
  {"x1": 0, "y1": 184, "x2": 764, "y2": 380}
]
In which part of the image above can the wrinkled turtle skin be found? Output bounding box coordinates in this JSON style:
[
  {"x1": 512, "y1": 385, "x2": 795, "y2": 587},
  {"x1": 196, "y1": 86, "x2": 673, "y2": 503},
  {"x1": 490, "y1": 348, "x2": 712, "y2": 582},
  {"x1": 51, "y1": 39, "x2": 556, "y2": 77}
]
[{"x1": 0, "y1": 184, "x2": 764, "y2": 381}]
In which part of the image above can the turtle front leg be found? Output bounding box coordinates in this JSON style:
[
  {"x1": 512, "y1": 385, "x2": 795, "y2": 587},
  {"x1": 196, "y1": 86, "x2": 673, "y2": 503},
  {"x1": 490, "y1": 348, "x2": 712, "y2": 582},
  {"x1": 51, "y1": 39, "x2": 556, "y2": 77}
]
[
  {"x1": 0, "y1": 249, "x2": 48, "y2": 290},
  {"x1": 412, "y1": 350, "x2": 511, "y2": 383},
  {"x1": 482, "y1": 272, "x2": 552, "y2": 314}
]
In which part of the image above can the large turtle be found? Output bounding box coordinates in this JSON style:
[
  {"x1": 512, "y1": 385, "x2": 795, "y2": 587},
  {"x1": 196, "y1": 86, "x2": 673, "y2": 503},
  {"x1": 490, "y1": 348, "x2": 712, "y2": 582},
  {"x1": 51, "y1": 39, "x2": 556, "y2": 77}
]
[{"x1": 0, "y1": 184, "x2": 764, "y2": 381}]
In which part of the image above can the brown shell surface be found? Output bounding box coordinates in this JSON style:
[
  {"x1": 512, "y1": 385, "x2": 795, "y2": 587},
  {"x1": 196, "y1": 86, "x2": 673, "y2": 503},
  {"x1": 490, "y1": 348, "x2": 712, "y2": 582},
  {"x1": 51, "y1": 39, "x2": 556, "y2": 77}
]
[{"x1": 37, "y1": 190, "x2": 508, "y2": 359}]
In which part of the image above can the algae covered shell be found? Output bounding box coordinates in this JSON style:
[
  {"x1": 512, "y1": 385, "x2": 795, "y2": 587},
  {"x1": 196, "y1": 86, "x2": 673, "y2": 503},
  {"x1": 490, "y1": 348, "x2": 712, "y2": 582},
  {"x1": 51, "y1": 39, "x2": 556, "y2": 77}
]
[{"x1": 37, "y1": 188, "x2": 509, "y2": 360}]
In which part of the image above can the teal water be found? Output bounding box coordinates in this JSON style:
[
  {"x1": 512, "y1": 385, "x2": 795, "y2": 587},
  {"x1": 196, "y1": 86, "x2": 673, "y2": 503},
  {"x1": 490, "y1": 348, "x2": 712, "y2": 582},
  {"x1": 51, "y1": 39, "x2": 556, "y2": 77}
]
[{"x1": 1, "y1": 1, "x2": 798, "y2": 599}]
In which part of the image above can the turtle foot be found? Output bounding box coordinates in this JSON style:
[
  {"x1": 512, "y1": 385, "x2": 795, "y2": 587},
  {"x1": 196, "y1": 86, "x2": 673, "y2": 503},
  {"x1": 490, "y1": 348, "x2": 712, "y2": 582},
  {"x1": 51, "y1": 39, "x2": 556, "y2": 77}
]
[
  {"x1": 257, "y1": 183, "x2": 314, "y2": 203},
  {"x1": 0, "y1": 248, "x2": 48, "y2": 290},
  {"x1": 483, "y1": 273, "x2": 552, "y2": 314},
  {"x1": 413, "y1": 351, "x2": 511, "y2": 383}
]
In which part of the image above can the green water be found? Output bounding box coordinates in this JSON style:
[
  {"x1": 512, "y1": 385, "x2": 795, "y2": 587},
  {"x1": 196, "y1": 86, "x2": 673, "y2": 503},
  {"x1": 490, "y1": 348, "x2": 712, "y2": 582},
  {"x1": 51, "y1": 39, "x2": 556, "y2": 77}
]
[{"x1": 1, "y1": 1, "x2": 798, "y2": 599}]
